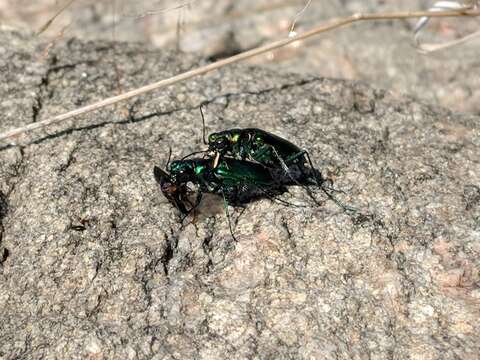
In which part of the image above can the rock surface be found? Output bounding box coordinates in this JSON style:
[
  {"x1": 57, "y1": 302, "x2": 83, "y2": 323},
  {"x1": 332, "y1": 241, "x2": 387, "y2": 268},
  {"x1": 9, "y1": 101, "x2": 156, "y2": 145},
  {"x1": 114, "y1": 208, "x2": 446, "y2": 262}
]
[
  {"x1": 1, "y1": 30, "x2": 479, "y2": 359},
  {"x1": 3, "y1": 0, "x2": 480, "y2": 114}
]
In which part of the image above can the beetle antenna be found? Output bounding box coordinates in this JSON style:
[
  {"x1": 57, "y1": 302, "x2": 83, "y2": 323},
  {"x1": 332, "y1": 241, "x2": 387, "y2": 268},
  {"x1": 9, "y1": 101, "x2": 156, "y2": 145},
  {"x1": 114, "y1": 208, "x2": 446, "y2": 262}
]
[
  {"x1": 166, "y1": 147, "x2": 172, "y2": 169},
  {"x1": 180, "y1": 150, "x2": 207, "y2": 160},
  {"x1": 200, "y1": 103, "x2": 207, "y2": 145}
]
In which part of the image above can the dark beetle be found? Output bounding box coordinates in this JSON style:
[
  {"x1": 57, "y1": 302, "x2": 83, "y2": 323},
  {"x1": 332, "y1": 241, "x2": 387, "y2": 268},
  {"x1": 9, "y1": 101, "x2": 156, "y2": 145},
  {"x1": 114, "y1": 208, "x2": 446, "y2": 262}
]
[
  {"x1": 198, "y1": 106, "x2": 321, "y2": 187},
  {"x1": 154, "y1": 157, "x2": 309, "y2": 239},
  {"x1": 164, "y1": 157, "x2": 300, "y2": 207},
  {"x1": 198, "y1": 107, "x2": 355, "y2": 212},
  {"x1": 207, "y1": 128, "x2": 316, "y2": 173}
]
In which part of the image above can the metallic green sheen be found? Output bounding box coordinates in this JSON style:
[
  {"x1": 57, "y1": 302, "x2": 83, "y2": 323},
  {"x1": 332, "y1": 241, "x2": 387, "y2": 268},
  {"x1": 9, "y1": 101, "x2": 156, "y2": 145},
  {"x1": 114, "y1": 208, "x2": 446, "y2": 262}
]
[
  {"x1": 208, "y1": 128, "x2": 305, "y2": 167},
  {"x1": 215, "y1": 158, "x2": 276, "y2": 186}
]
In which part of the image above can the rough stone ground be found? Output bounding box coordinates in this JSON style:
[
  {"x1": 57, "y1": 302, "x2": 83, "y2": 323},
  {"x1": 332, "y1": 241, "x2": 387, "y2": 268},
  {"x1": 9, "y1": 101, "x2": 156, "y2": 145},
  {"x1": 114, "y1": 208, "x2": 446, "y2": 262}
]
[
  {"x1": 1, "y1": 30, "x2": 480, "y2": 359},
  {"x1": 2, "y1": 0, "x2": 480, "y2": 114}
]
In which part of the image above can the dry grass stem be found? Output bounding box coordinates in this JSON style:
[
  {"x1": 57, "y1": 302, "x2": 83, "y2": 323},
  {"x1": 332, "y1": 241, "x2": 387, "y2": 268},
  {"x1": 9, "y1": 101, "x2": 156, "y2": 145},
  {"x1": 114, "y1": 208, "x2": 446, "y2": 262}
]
[
  {"x1": 289, "y1": 0, "x2": 312, "y2": 36},
  {"x1": 36, "y1": 0, "x2": 77, "y2": 35},
  {"x1": 416, "y1": 28, "x2": 480, "y2": 53},
  {"x1": 414, "y1": 1, "x2": 479, "y2": 53},
  {"x1": 1, "y1": 8, "x2": 479, "y2": 143}
]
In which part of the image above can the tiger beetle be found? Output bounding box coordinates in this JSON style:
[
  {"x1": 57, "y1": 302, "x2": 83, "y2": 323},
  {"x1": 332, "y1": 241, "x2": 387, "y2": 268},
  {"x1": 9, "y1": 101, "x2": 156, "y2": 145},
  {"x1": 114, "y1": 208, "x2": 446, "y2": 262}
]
[
  {"x1": 154, "y1": 156, "x2": 316, "y2": 240},
  {"x1": 196, "y1": 104, "x2": 355, "y2": 213}
]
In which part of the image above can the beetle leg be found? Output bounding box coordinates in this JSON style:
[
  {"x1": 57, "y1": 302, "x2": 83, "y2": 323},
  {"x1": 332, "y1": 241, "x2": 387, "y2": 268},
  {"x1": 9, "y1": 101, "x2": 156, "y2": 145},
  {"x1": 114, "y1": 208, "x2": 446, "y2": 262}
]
[
  {"x1": 180, "y1": 190, "x2": 203, "y2": 223},
  {"x1": 221, "y1": 189, "x2": 237, "y2": 242},
  {"x1": 267, "y1": 148, "x2": 321, "y2": 205},
  {"x1": 300, "y1": 150, "x2": 323, "y2": 186},
  {"x1": 271, "y1": 148, "x2": 349, "y2": 211},
  {"x1": 213, "y1": 151, "x2": 220, "y2": 168},
  {"x1": 257, "y1": 186, "x2": 306, "y2": 208},
  {"x1": 299, "y1": 151, "x2": 358, "y2": 213},
  {"x1": 271, "y1": 146, "x2": 290, "y2": 173}
]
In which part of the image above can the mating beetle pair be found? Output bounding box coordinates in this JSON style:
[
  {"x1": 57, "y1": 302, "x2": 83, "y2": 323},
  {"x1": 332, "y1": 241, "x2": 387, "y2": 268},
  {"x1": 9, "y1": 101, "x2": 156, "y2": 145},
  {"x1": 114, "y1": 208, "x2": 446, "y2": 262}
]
[{"x1": 154, "y1": 106, "x2": 352, "y2": 239}]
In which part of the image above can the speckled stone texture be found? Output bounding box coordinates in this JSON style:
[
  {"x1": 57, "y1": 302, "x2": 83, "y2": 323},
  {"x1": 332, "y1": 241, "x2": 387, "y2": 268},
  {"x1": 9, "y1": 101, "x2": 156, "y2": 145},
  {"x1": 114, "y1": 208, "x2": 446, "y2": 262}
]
[
  {"x1": 0, "y1": 30, "x2": 479, "y2": 359},
  {"x1": 3, "y1": 0, "x2": 480, "y2": 113}
]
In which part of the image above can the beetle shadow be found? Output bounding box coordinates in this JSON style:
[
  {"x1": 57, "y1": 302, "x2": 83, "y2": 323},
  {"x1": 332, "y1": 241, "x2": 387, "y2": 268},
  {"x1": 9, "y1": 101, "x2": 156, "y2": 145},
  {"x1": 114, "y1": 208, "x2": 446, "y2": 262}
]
[{"x1": 189, "y1": 193, "x2": 225, "y2": 221}]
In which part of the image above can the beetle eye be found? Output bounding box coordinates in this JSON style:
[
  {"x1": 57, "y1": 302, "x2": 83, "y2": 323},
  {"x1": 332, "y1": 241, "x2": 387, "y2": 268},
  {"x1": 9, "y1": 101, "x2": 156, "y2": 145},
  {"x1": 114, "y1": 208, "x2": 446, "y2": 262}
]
[{"x1": 216, "y1": 138, "x2": 228, "y2": 148}]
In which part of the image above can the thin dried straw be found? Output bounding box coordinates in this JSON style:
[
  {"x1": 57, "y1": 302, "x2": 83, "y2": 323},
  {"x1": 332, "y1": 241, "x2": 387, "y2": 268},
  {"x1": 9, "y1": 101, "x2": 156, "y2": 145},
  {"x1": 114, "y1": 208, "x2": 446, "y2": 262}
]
[
  {"x1": 36, "y1": 0, "x2": 76, "y2": 35},
  {"x1": 414, "y1": 1, "x2": 479, "y2": 53},
  {"x1": 1, "y1": 8, "x2": 479, "y2": 143}
]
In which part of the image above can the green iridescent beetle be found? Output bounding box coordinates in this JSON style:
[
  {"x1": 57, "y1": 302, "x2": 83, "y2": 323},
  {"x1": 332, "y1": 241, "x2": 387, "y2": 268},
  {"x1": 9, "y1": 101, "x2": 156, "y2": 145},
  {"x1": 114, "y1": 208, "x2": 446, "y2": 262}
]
[
  {"x1": 154, "y1": 156, "x2": 316, "y2": 239},
  {"x1": 197, "y1": 105, "x2": 354, "y2": 212}
]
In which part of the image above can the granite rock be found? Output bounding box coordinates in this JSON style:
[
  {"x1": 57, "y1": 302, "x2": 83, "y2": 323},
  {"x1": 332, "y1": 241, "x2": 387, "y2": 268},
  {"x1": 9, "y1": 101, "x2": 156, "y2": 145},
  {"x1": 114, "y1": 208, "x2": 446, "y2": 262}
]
[{"x1": 0, "y1": 31, "x2": 479, "y2": 359}]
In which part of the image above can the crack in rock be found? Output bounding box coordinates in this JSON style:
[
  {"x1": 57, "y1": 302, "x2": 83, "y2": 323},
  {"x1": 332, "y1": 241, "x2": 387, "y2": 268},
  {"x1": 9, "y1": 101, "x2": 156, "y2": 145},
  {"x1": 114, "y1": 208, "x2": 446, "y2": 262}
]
[{"x1": 0, "y1": 191, "x2": 8, "y2": 265}]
